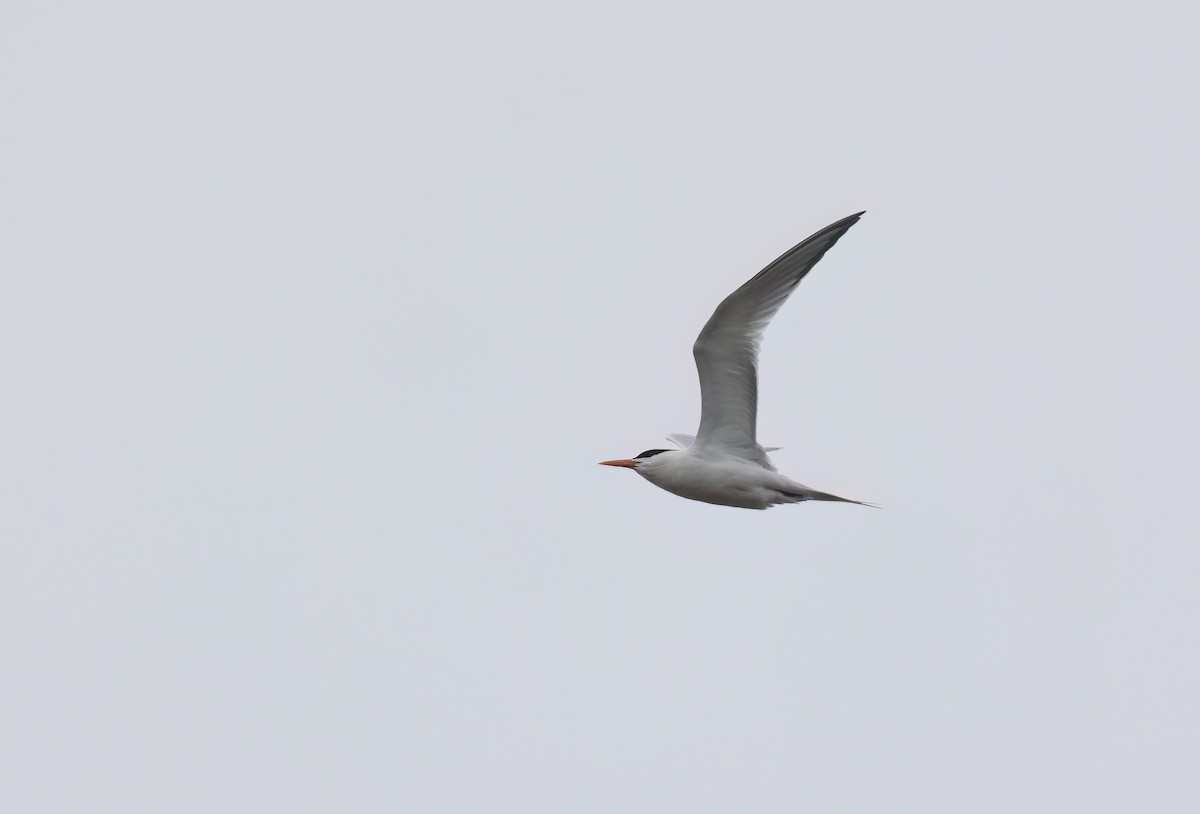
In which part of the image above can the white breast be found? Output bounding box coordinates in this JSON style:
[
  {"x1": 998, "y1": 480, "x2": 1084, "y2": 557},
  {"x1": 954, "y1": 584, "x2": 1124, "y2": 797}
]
[{"x1": 634, "y1": 451, "x2": 802, "y2": 510}]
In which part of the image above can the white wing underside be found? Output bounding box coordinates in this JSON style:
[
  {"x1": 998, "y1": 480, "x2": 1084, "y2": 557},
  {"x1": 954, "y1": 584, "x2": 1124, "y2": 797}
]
[{"x1": 689, "y1": 212, "x2": 864, "y2": 463}]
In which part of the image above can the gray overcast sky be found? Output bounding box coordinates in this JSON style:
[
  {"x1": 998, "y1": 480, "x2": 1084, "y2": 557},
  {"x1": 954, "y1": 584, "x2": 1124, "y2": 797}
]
[{"x1": 2, "y1": 0, "x2": 1198, "y2": 811}]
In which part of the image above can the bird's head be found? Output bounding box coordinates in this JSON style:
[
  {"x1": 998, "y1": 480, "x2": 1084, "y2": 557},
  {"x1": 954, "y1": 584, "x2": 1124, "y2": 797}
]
[{"x1": 598, "y1": 449, "x2": 673, "y2": 470}]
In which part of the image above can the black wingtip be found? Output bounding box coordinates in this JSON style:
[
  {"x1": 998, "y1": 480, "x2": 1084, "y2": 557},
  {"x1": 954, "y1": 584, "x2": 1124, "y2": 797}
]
[
  {"x1": 813, "y1": 211, "x2": 866, "y2": 239},
  {"x1": 819, "y1": 211, "x2": 866, "y2": 234},
  {"x1": 726, "y1": 210, "x2": 868, "y2": 294}
]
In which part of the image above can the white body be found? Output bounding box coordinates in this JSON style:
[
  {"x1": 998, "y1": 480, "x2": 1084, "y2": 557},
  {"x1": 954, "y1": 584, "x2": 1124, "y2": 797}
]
[{"x1": 633, "y1": 448, "x2": 855, "y2": 510}]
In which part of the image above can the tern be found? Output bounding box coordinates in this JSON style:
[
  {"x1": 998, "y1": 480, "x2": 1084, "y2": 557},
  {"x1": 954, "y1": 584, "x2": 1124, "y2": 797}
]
[{"x1": 600, "y1": 212, "x2": 872, "y2": 510}]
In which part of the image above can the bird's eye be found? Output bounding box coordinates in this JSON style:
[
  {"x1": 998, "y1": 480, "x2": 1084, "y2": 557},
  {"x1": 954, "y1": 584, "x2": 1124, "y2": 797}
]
[{"x1": 635, "y1": 449, "x2": 670, "y2": 459}]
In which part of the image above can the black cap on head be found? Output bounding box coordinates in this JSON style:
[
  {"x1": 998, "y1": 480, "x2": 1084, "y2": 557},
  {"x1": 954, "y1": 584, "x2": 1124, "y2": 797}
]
[{"x1": 635, "y1": 449, "x2": 670, "y2": 459}]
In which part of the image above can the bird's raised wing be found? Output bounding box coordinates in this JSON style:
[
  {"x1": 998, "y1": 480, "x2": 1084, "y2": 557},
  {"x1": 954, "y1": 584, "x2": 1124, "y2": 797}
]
[{"x1": 691, "y1": 212, "x2": 864, "y2": 459}]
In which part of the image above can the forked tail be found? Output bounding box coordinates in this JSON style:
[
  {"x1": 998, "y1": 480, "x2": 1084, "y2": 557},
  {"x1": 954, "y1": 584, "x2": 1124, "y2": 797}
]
[{"x1": 782, "y1": 486, "x2": 879, "y2": 508}]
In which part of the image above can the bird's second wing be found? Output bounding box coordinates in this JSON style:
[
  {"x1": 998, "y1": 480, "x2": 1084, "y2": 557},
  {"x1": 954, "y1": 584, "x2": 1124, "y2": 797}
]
[{"x1": 691, "y1": 212, "x2": 864, "y2": 459}]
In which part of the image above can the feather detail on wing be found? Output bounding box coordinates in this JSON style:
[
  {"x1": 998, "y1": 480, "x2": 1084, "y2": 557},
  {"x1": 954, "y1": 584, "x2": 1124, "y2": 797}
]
[
  {"x1": 668, "y1": 433, "x2": 779, "y2": 451},
  {"x1": 690, "y1": 212, "x2": 864, "y2": 459}
]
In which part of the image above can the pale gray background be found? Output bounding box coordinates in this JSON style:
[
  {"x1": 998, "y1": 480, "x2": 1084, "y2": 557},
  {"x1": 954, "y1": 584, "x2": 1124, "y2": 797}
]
[{"x1": 2, "y1": 0, "x2": 1198, "y2": 811}]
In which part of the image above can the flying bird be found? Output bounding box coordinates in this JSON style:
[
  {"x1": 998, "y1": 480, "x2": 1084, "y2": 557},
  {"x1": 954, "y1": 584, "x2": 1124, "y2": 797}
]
[{"x1": 600, "y1": 212, "x2": 872, "y2": 510}]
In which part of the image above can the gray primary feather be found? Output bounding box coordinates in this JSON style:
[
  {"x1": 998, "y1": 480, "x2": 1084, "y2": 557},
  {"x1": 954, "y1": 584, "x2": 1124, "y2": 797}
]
[{"x1": 690, "y1": 212, "x2": 864, "y2": 461}]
